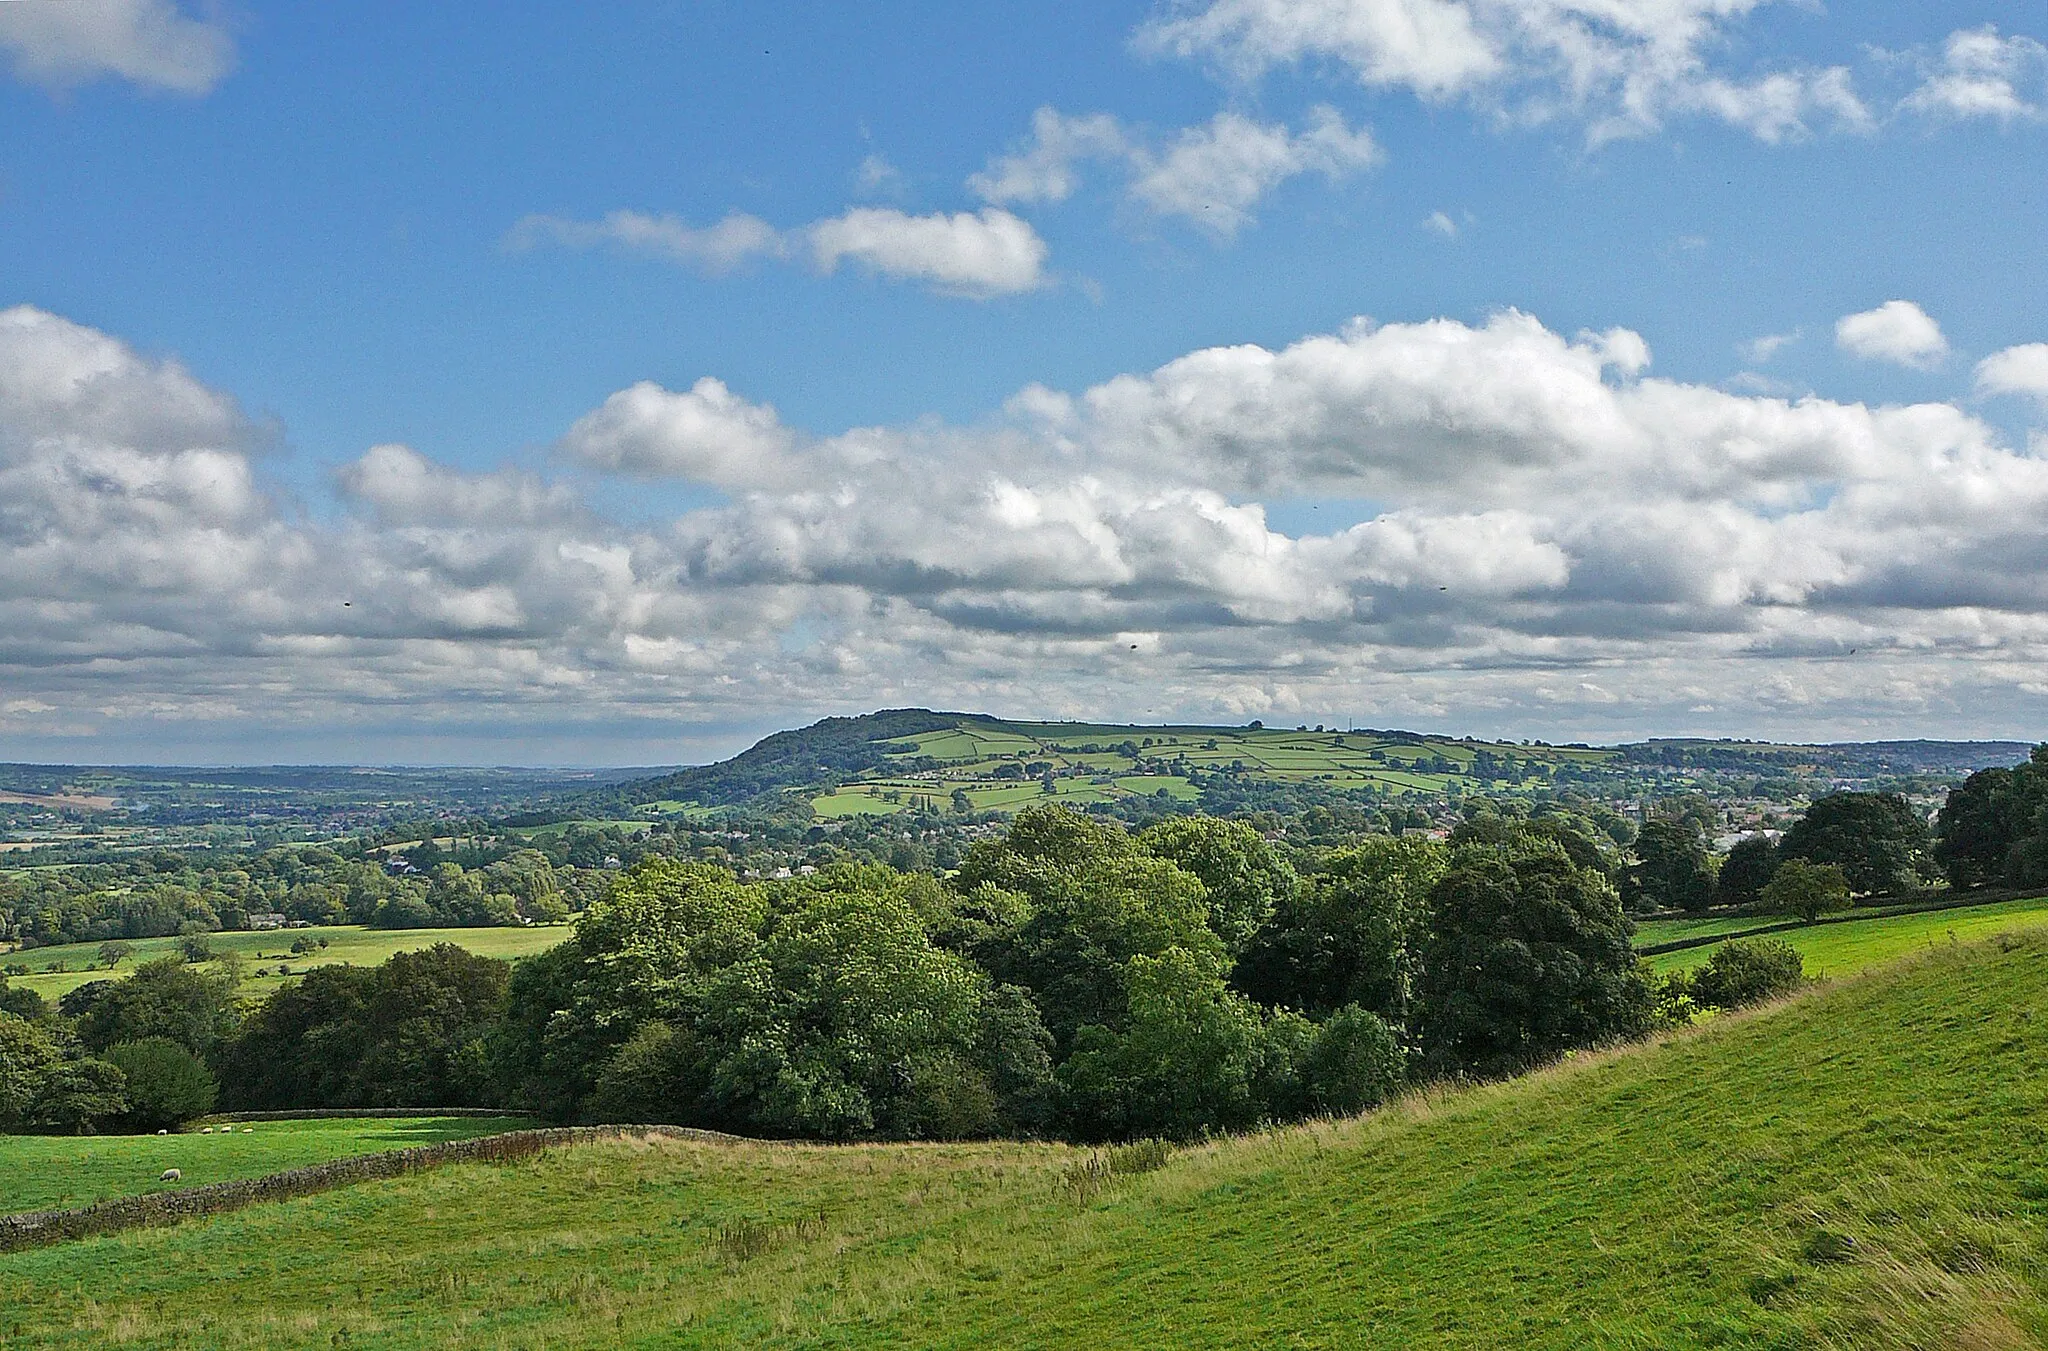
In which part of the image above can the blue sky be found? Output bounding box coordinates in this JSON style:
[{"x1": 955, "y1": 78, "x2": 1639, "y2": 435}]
[{"x1": 2, "y1": 1, "x2": 2046, "y2": 763}]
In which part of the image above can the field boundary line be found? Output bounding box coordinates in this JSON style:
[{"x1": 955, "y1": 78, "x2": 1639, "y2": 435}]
[{"x1": 0, "y1": 1123, "x2": 748, "y2": 1254}]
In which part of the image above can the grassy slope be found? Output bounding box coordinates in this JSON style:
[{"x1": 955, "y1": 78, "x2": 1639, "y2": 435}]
[
  {"x1": 7, "y1": 924, "x2": 568, "y2": 1001},
  {"x1": 1646, "y1": 893, "x2": 2048, "y2": 976},
  {"x1": 7, "y1": 938, "x2": 2048, "y2": 1348},
  {"x1": 0, "y1": 1116, "x2": 535, "y2": 1215}
]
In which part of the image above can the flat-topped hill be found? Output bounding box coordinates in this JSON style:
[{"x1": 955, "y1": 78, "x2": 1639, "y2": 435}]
[{"x1": 603, "y1": 708, "x2": 2029, "y2": 819}]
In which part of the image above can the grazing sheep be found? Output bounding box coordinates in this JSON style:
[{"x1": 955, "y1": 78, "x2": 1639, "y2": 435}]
[
  {"x1": 156, "y1": 1129, "x2": 168, "y2": 1136},
  {"x1": 160, "y1": 1169, "x2": 181, "y2": 1182},
  {"x1": 201, "y1": 1126, "x2": 214, "y2": 1134},
  {"x1": 242, "y1": 1127, "x2": 254, "y2": 1133}
]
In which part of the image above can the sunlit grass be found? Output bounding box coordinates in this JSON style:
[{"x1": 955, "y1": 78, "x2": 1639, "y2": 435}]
[
  {"x1": 7, "y1": 938, "x2": 2048, "y2": 1347},
  {"x1": 0, "y1": 1116, "x2": 535, "y2": 1215}
]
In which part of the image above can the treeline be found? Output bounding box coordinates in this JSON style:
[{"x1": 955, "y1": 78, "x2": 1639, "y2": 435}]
[
  {"x1": 6, "y1": 805, "x2": 1809, "y2": 1142},
  {"x1": 1619, "y1": 790, "x2": 1935, "y2": 914},
  {"x1": 0, "y1": 841, "x2": 630, "y2": 948},
  {"x1": 1935, "y1": 747, "x2": 2048, "y2": 889}
]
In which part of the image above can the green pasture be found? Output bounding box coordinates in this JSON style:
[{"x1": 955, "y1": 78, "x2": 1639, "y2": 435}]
[
  {"x1": 1644, "y1": 893, "x2": 2048, "y2": 976},
  {"x1": 6, "y1": 938, "x2": 2047, "y2": 1347},
  {"x1": 0, "y1": 1116, "x2": 534, "y2": 1216},
  {"x1": 842, "y1": 718, "x2": 1588, "y2": 815},
  {"x1": 5, "y1": 924, "x2": 570, "y2": 1002},
  {"x1": 1632, "y1": 911, "x2": 1796, "y2": 948}
]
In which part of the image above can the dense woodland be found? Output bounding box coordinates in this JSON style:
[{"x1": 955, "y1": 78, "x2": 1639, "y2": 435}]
[{"x1": 3, "y1": 792, "x2": 1886, "y2": 1142}]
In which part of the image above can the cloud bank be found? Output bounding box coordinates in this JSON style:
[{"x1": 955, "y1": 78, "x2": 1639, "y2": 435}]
[{"x1": 7, "y1": 301, "x2": 2048, "y2": 756}]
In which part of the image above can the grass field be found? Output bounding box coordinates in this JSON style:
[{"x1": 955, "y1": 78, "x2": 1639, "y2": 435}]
[
  {"x1": 1645, "y1": 892, "x2": 2048, "y2": 976},
  {"x1": 5, "y1": 936, "x2": 2048, "y2": 1347},
  {"x1": 1632, "y1": 911, "x2": 1796, "y2": 947},
  {"x1": 0, "y1": 1116, "x2": 535, "y2": 1215},
  {"x1": 3, "y1": 924, "x2": 570, "y2": 1001}
]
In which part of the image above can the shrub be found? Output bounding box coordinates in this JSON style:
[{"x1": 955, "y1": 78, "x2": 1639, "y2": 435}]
[
  {"x1": 1691, "y1": 939, "x2": 1804, "y2": 1010},
  {"x1": 104, "y1": 1038, "x2": 218, "y2": 1131}
]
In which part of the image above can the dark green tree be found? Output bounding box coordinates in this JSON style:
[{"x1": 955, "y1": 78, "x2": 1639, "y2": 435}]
[
  {"x1": 1413, "y1": 837, "x2": 1651, "y2": 1076},
  {"x1": 71, "y1": 958, "x2": 240, "y2": 1058},
  {"x1": 1621, "y1": 819, "x2": 1714, "y2": 913},
  {"x1": 1780, "y1": 792, "x2": 1931, "y2": 895},
  {"x1": 104, "y1": 1038, "x2": 218, "y2": 1130},
  {"x1": 1689, "y1": 939, "x2": 1804, "y2": 1009},
  {"x1": 1715, "y1": 835, "x2": 1780, "y2": 907},
  {"x1": 1057, "y1": 946, "x2": 1264, "y2": 1141},
  {"x1": 1233, "y1": 836, "x2": 1446, "y2": 1019},
  {"x1": 954, "y1": 806, "x2": 1219, "y2": 1051}
]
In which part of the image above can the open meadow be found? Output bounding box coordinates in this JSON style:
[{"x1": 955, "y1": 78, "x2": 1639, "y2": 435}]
[
  {"x1": 3, "y1": 924, "x2": 570, "y2": 1001},
  {"x1": 0, "y1": 1116, "x2": 535, "y2": 1215},
  {"x1": 4, "y1": 936, "x2": 2046, "y2": 1348}
]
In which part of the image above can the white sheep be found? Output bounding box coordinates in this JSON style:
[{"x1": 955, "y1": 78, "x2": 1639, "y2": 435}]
[
  {"x1": 160, "y1": 1168, "x2": 181, "y2": 1182},
  {"x1": 201, "y1": 1126, "x2": 214, "y2": 1134},
  {"x1": 156, "y1": 1128, "x2": 168, "y2": 1136}
]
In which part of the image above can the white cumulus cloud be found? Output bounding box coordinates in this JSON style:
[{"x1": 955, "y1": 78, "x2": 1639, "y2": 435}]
[
  {"x1": 972, "y1": 105, "x2": 1380, "y2": 234},
  {"x1": 1835, "y1": 301, "x2": 1949, "y2": 369},
  {"x1": 1903, "y1": 26, "x2": 2047, "y2": 123},
  {"x1": 559, "y1": 378, "x2": 796, "y2": 487},
  {"x1": 969, "y1": 109, "x2": 1131, "y2": 205},
  {"x1": 1977, "y1": 344, "x2": 2048, "y2": 406},
  {"x1": 804, "y1": 207, "x2": 1049, "y2": 297},
  {"x1": 1129, "y1": 107, "x2": 1381, "y2": 233},
  {"x1": 1136, "y1": 0, "x2": 1873, "y2": 144},
  {"x1": 0, "y1": 0, "x2": 234, "y2": 94}
]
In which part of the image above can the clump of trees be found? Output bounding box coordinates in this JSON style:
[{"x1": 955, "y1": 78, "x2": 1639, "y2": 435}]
[
  {"x1": 0, "y1": 842, "x2": 588, "y2": 951},
  {"x1": 0, "y1": 806, "x2": 1666, "y2": 1142},
  {"x1": 1937, "y1": 748, "x2": 2048, "y2": 890}
]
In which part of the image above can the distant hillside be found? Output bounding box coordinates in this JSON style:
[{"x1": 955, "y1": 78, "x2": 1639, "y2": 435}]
[
  {"x1": 605, "y1": 708, "x2": 965, "y2": 809},
  {"x1": 588, "y1": 710, "x2": 2035, "y2": 822}
]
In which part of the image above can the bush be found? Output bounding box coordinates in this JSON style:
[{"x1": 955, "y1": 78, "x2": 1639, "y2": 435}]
[
  {"x1": 1691, "y1": 939, "x2": 1804, "y2": 1010},
  {"x1": 104, "y1": 1038, "x2": 218, "y2": 1131}
]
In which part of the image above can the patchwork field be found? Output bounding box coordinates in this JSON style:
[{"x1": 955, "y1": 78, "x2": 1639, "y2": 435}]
[
  {"x1": 5, "y1": 937, "x2": 2046, "y2": 1347},
  {"x1": 0, "y1": 1116, "x2": 535, "y2": 1216},
  {"x1": 808, "y1": 719, "x2": 1606, "y2": 817},
  {"x1": 3, "y1": 924, "x2": 570, "y2": 1001}
]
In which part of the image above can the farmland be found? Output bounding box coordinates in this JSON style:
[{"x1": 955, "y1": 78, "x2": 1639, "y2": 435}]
[
  {"x1": 0, "y1": 1116, "x2": 534, "y2": 1215},
  {"x1": 2, "y1": 937, "x2": 2045, "y2": 1347},
  {"x1": 806, "y1": 718, "x2": 1609, "y2": 818},
  {"x1": 3, "y1": 925, "x2": 569, "y2": 1002}
]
